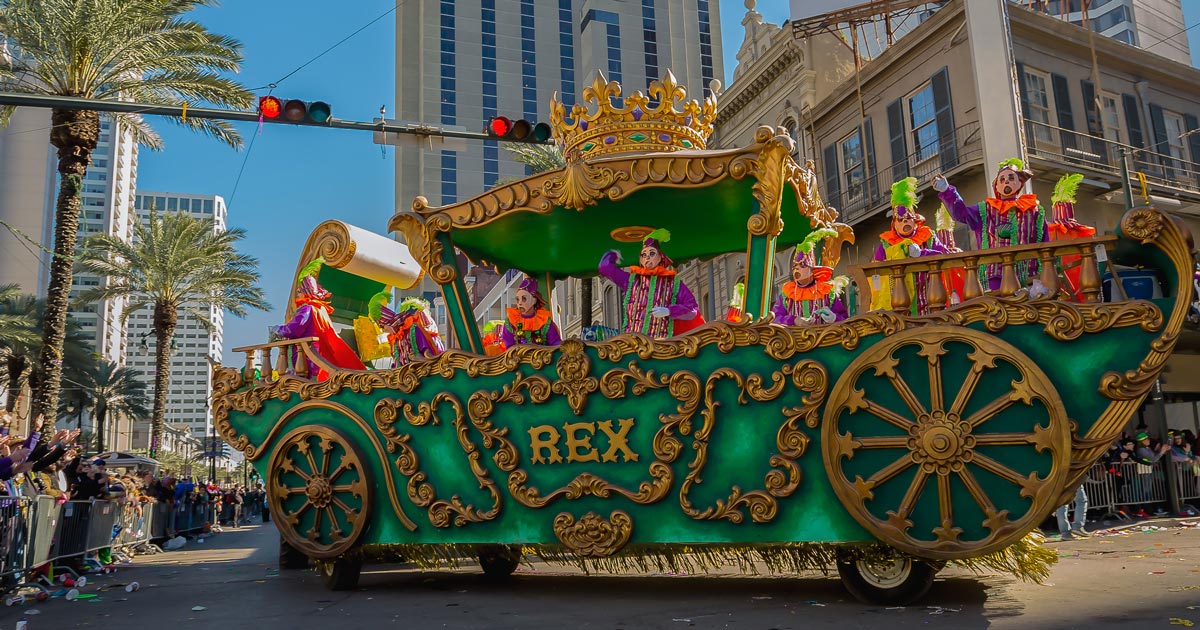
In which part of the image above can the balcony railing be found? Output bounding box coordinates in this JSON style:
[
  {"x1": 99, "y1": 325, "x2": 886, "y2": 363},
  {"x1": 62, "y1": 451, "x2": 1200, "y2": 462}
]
[
  {"x1": 849, "y1": 235, "x2": 1117, "y2": 314},
  {"x1": 1024, "y1": 119, "x2": 1200, "y2": 195},
  {"x1": 829, "y1": 121, "x2": 984, "y2": 225}
]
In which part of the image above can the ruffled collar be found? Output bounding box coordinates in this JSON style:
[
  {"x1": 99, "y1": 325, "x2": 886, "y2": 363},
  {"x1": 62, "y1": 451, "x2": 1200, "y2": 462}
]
[
  {"x1": 986, "y1": 194, "x2": 1039, "y2": 214},
  {"x1": 782, "y1": 281, "x2": 833, "y2": 302},
  {"x1": 630, "y1": 265, "x2": 677, "y2": 278},
  {"x1": 507, "y1": 307, "x2": 552, "y2": 331},
  {"x1": 880, "y1": 225, "x2": 933, "y2": 246},
  {"x1": 294, "y1": 296, "x2": 332, "y2": 312}
]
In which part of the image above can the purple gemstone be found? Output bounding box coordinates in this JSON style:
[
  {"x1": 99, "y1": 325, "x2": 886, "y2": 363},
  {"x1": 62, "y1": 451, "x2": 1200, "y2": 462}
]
[
  {"x1": 632, "y1": 107, "x2": 643, "y2": 121},
  {"x1": 580, "y1": 120, "x2": 588, "y2": 130},
  {"x1": 685, "y1": 116, "x2": 693, "y2": 126},
  {"x1": 658, "y1": 133, "x2": 672, "y2": 143},
  {"x1": 604, "y1": 135, "x2": 617, "y2": 145}
]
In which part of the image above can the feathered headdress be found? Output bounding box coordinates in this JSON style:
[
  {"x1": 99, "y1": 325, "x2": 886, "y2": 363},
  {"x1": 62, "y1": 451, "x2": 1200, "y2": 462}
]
[
  {"x1": 996, "y1": 157, "x2": 1034, "y2": 184},
  {"x1": 297, "y1": 257, "x2": 325, "y2": 281},
  {"x1": 296, "y1": 257, "x2": 328, "y2": 298},
  {"x1": 793, "y1": 227, "x2": 838, "y2": 278},
  {"x1": 642, "y1": 228, "x2": 674, "y2": 266},
  {"x1": 1048, "y1": 173, "x2": 1095, "y2": 239},
  {"x1": 1051, "y1": 173, "x2": 1083, "y2": 205},
  {"x1": 935, "y1": 204, "x2": 960, "y2": 252},
  {"x1": 482, "y1": 320, "x2": 504, "y2": 336},
  {"x1": 890, "y1": 177, "x2": 919, "y2": 212},
  {"x1": 398, "y1": 296, "x2": 431, "y2": 316},
  {"x1": 368, "y1": 291, "x2": 391, "y2": 322}
]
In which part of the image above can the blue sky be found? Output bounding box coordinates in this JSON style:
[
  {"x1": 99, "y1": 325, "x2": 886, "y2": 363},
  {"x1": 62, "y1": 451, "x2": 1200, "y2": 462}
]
[{"x1": 132, "y1": 0, "x2": 1200, "y2": 360}]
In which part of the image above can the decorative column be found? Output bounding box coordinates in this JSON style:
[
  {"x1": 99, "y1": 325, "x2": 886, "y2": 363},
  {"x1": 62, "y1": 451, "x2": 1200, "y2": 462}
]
[{"x1": 435, "y1": 232, "x2": 484, "y2": 354}]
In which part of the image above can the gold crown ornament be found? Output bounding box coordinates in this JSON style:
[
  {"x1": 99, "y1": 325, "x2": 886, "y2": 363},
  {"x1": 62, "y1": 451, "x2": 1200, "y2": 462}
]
[{"x1": 549, "y1": 70, "x2": 718, "y2": 162}]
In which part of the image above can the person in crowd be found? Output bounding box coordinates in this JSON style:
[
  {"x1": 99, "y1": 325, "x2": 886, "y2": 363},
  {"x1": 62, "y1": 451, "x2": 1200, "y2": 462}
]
[
  {"x1": 1132, "y1": 431, "x2": 1171, "y2": 518},
  {"x1": 934, "y1": 159, "x2": 1048, "y2": 291},
  {"x1": 871, "y1": 177, "x2": 949, "y2": 314},
  {"x1": 1055, "y1": 485, "x2": 1090, "y2": 539},
  {"x1": 773, "y1": 228, "x2": 849, "y2": 325},
  {"x1": 502, "y1": 276, "x2": 562, "y2": 347},
  {"x1": 599, "y1": 228, "x2": 702, "y2": 338},
  {"x1": 272, "y1": 257, "x2": 366, "y2": 379}
]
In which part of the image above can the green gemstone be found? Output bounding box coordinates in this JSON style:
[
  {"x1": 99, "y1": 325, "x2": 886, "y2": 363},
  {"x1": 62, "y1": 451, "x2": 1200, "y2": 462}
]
[
  {"x1": 681, "y1": 139, "x2": 693, "y2": 148},
  {"x1": 581, "y1": 142, "x2": 595, "y2": 151},
  {"x1": 629, "y1": 132, "x2": 648, "y2": 142}
]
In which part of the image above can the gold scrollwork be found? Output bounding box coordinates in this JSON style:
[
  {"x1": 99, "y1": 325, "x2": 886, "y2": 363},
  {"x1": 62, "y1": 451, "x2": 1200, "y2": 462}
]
[
  {"x1": 552, "y1": 510, "x2": 634, "y2": 557},
  {"x1": 552, "y1": 339, "x2": 600, "y2": 415}
]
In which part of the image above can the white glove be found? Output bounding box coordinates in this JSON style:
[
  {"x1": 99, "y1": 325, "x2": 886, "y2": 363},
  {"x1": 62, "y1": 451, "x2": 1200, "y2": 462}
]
[
  {"x1": 908, "y1": 243, "x2": 922, "y2": 258},
  {"x1": 376, "y1": 333, "x2": 391, "y2": 344},
  {"x1": 932, "y1": 175, "x2": 948, "y2": 192},
  {"x1": 604, "y1": 249, "x2": 622, "y2": 265},
  {"x1": 815, "y1": 308, "x2": 836, "y2": 324},
  {"x1": 651, "y1": 306, "x2": 671, "y2": 318}
]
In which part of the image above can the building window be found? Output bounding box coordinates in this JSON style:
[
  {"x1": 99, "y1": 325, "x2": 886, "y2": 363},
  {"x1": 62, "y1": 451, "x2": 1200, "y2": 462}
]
[
  {"x1": 1100, "y1": 92, "x2": 1123, "y2": 143},
  {"x1": 520, "y1": 0, "x2": 538, "y2": 119},
  {"x1": 583, "y1": 9, "x2": 622, "y2": 85},
  {"x1": 907, "y1": 82, "x2": 939, "y2": 162},
  {"x1": 697, "y1": 0, "x2": 714, "y2": 92},
  {"x1": 1022, "y1": 69, "x2": 1055, "y2": 143},
  {"x1": 641, "y1": 0, "x2": 659, "y2": 83},
  {"x1": 1163, "y1": 110, "x2": 1188, "y2": 161},
  {"x1": 482, "y1": 0, "x2": 499, "y2": 188},
  {"x1": 559, "y1": 0, "x2": 575, "y2": 108},
  {"x1": 839, "y1": 130, "x2": 865, "y2": 202}
]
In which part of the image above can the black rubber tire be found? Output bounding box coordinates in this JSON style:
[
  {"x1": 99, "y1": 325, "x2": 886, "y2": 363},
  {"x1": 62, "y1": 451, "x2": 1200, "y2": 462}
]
[
  {"x1": 836, "y1": 552, "x2": 939, "y2": 606},
  {"x1": 476, "y1": 545, "x2": 521, "y2": 579},
  {"x1": 278, "y1": 536, "x2": 310, "y2": 570},
  {"x1": 319, "y1": 557, "x2": 363, "y2": 591}
]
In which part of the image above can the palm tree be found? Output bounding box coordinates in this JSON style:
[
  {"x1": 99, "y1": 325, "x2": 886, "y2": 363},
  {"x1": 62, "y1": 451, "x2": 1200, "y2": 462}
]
[
  {"x1": 77, "y1": 211, "x2": 267, "y2": 457},
  {"x1": 500, "y1": 143, "x2": 594, "y2": 326},
  {"x1": 62, "y1": 359, "x2": 150, "y2": 454},
  {"x1": 0, "y1": 0, "x2": 254, "y2": 425},
  {"x1": 0, "y1": 284, "x2": 38, "y2": 348},
  {"x1": 0, "y1": 292, "x2": 94, "y2": 414}
]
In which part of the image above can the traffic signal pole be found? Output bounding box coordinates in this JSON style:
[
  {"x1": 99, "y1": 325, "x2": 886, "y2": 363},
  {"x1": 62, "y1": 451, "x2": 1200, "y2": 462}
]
[{"x1": 0, "y1": 92, "x2": 554, "y2": 144}]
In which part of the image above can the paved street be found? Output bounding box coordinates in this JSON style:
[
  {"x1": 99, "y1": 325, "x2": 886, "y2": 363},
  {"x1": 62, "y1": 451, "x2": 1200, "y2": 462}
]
[{"x1": 3, "y1": 522, "x2": 1200, "y2": 629}]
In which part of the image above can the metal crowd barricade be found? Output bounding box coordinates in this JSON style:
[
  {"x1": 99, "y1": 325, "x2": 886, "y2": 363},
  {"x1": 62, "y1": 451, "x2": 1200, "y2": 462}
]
[
  {"x1": 0, "y1": 497, "x2": 32, "y2": 586},
  {"x1": 1171, "y1": 460, "x2": 1200, "y2": 503}
]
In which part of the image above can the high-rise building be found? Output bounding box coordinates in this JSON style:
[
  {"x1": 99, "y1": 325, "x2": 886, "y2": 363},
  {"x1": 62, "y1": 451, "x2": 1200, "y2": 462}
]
[
  {"x1": 1018, "y1": 0, "x2": 1191, "y2": 65},
  {"x1": 394, "y1": 0, "x2": 724, "y2": 209},
  {"x1": 124, "y1": 191, "x2": 227, "y2": 447},
  {"x1": 394, "y1": 1, "x2": 725, "y2": 339}
]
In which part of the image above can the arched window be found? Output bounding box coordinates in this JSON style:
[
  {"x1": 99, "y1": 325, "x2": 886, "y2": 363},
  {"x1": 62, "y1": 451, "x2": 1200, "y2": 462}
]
[{"x1": 603, "y1": 285, "x2": 619, "y2": 329}]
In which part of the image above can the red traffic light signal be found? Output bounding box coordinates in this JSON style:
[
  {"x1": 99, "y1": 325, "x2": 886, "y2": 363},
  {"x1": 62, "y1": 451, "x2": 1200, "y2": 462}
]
[
  {"x1": 486, "y1": 116, "x2": 551, "y2": 143},
  {"x1": 257, "y1": 96, "x2": 332, "y2": 125},
  {"x1": 258, "y1": 96, "x2": 283, "y2": 119}
]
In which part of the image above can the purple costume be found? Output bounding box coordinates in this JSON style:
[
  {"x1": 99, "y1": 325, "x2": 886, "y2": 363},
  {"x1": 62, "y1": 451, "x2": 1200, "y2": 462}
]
[
  {"x1": 501, "y1": 276, "x2": 562, "y2": 347},
  {"x1": 599, "y1": 249, "x2": 699, "y2": 339}
]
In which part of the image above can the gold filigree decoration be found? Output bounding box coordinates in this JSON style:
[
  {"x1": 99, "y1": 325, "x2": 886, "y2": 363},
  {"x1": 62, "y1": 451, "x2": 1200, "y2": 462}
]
[
  {"x1": 822, "y1": 222, "x2": 857, "y2": 269},
  {"x1": 552, "y1": 339, "x2": 600, "y2": 415},
  {"x1": 544, "y1": 158, "x2": 631, "y2": 211},
  {"x1": 392, "y1": 199, "x2": 457, "y2": 283},
  {"x1": 822, "y1": 327, "x2": 1071, "y2": 560},
  {"x1": 268, "y1": 425, "x2": 371, "y2": 559},
  {"x1": 552, "y1": 510, "x2": 634, "y2": 557},
  {"x1": 373, "y1": 392, "x2": 506, "y2": 528}
]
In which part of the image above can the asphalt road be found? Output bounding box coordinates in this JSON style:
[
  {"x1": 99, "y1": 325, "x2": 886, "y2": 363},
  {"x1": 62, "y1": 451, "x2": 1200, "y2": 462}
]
[{"x1": 3, "y1": 521, "x2": 1199, "y2": 629}]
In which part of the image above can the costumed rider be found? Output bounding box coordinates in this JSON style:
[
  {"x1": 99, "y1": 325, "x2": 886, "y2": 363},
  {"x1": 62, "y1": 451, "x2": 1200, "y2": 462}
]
[
  {"x1": 1046, "y1": 173, "x2": 1096, "y2": 301},
  {"x1": 598, "y1": 228, "x2": 703, "y2": 339},
  {"x1": 934, "y1": 159, "x2": 1047, "y2": 290},
  {"x1": 871, "y1": 177, "x2": 949, "y2": 314},
  {"x1": 272, "y1": 257, "x2": 366, "y2": 380},
  {"x1": 501, "y1": 275, "x2": 562, "y2": 347},
  {"x1": 377, "y1": 296, "x2": 446, "y2": 367},
  {"x1": 772, "y1": 228, "x2": 849, "y2": 325}
]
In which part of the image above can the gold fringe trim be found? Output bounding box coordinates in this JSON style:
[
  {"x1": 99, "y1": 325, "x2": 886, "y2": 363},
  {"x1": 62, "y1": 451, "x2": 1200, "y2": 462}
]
[{"x1": 351, "y1": 532, "x2": 1056, "y2": 584}]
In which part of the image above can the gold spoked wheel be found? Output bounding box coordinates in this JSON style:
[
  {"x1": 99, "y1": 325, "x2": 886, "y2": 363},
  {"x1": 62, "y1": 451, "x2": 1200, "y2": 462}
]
[
  {"x1": 268, "y1": 426, "x2": 372, "y2": 560},
  {"x1": 822, "y1": 327, "x2": 1070, "y2": 559}
]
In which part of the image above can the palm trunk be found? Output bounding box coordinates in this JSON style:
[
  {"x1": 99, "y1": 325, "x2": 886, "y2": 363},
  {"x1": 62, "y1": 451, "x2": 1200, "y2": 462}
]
[
  {"x1": 5, "y1": 354, "x2": 26, "y2": 413},
  {"x1": 95, "y1": 401, "x2": 107, "y2": 455},
  {"x1": 150, "y1": 301, "x2": 177, "y2": 458},
  {"x1": 33, "y1": 109, "x2": 100, "y2": 428},
  {"x1": 580, "y1": 278, "x2": 594, "y2": 328}
]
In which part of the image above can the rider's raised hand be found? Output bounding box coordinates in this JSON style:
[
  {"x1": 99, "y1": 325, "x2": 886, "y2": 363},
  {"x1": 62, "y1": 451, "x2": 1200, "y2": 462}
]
[{"x1": 932, "y1": 174, "x2": 948, "y2": 192}]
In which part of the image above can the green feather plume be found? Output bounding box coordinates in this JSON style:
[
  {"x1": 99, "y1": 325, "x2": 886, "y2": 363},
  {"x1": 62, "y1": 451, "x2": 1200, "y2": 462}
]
[
  {"x1": 796, "y1": 227, "x2": 839, "y2": 254},
  {"x1": 297, "y1": 256, "x2": 325, "y2": 280},
  {"x1": 645, "y1": 228, "x2": 671, "y2": 244},
  {"x1": 398, "y1": 296, "x2": 430, "y2": 314},
  {"x1": 998, "y1": 157, "x2": 1026, "y2": 171},
  {"x1": 1051, "y1": 173, "x2": 1083, "y2": 204},
  {"x1": 935, "y1": 204, "x2": 954, "y2": 232},
  {"x1": 368, "y1": 291, "x2": 391, "y2": 321},
  {"x1": 890, "y1": 177, "x2": 918, "y2": 210},
  {"x1": 830, "y1": 275, "x2": 851, "y2": 297}
]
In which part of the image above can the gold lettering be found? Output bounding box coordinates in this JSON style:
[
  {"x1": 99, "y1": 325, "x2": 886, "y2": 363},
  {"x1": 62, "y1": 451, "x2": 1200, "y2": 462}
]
[
  {"x1": 528, "y1": 425, "x2": 563, "y2": 464},
  {"x1": 597, "y1": 419, "x2": 638, "y2": 462},
  {"x1": 563, "y1": 421, "x2": 600, "y2": 463}
]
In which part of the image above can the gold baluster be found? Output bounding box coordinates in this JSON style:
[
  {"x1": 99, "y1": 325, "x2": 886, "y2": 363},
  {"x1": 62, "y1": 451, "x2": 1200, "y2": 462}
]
[
  {"x1": 926, "y1": 264, "x2": 948, "y2": 313},
  {"x1": 962, "y1": 256, "x2": 984, "y2": 301},
  {"x1": 890, "y1": 265, "x2": 911, "y2": 314},
  {"x1": 1038, "y1": 248, "x2": 1060, "y2": 299},
  {"x1": 295, "y1": 342, "x2": 310, "y2": 378},
  {"x1": 274, "y1": 344, "x2": 288, "y2": 380},
  {"x1": 1078, "y1": 245, "x2": 1102, "y2": 302},
  {"x1": 242, "y1": 351, "x2": 255, "y2": 381},
  {"x1": 998, "y1": 253, "x2": 1021, "y2": 297}
]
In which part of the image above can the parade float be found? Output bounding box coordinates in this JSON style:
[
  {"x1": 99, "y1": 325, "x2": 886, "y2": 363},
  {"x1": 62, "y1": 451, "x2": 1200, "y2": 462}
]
[{"x1": 211, "y1": 72, "x2": 1196, "y2": 604}]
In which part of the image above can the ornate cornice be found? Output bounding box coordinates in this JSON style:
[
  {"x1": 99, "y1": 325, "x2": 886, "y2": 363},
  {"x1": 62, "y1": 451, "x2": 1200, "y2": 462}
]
[{"x1": 715, "y1": 47, "x2": 803, "y2": 127}]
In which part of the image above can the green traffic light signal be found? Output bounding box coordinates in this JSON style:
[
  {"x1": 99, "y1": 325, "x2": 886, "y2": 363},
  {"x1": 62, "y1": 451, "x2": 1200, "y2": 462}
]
[{"x1": 308, "y1": 101, "x2": 331, "y2": 123}]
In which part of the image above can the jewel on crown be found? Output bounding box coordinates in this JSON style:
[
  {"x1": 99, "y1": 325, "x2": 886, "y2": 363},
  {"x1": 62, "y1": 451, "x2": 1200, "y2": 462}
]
[{"x1": 549, "y1": 70, "x2": 718, "y2": 162}]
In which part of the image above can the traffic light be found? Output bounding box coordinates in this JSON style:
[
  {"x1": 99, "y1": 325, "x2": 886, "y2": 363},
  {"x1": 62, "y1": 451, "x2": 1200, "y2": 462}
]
[
  {"x1": 257, "y1": 96, "x2": 332, "y2": 125},
  {"x1": 486, "y1": 116, "x2": 551, "y2": 143}
]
